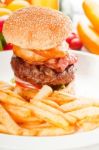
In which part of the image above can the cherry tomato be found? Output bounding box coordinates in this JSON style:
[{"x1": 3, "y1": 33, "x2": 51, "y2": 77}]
[
  {"x1": 0, "y1": 20, "x2": 4, "y2": 32},
  {"x1": 0, "y1": 16, "x2": 8, "y2": 32},
  {"x1": 3, "y1": 43, "x2": 13, "y2": 50},
  {"x1": 69, "y1": 38, "x2": 83, "y2": 50},
  {"x1": 66, "y1": 33, "x2": 77, "y2": 44}
]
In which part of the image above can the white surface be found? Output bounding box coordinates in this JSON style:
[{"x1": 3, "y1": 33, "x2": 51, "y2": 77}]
[{"x1": 0, "y1": 50, "x2": 99, "y2": 150}]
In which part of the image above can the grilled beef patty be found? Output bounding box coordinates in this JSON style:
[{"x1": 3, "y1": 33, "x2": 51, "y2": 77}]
[{"x1": 11, "y1": 56, "x2": 75, "y2": 87}]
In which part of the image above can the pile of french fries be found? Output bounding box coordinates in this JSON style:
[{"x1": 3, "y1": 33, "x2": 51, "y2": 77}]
[{"x1": 0, "y1": 81, "x2": 99, "y2": 136}]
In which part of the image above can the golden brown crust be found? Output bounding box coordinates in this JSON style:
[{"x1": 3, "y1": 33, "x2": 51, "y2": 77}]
[{"x1": 3, "y1": 6, "x2": 72, "y2": 50}]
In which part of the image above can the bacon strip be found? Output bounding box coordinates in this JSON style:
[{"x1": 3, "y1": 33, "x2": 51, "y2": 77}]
[{"x1": 45, "y1": 54, "x2": 77, "y2": 72}]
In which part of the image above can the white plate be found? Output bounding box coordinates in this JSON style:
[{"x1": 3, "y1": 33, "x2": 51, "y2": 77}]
[{"x1": 0, "y1": 50, "x2": 99, "y2": 150}]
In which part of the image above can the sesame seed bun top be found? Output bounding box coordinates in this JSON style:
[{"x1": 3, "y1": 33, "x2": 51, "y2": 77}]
[{"x1": 3, "y1": 6, "x2": 72, "y2": 50}]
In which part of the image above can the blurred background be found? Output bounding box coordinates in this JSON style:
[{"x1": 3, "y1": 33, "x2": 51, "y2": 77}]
[
  {"x1": 0, "y1": 0, "x2": 99, "y2": 55},
  {"x1": 60, "y1": 0, "x2": 83, "y2": 28}
]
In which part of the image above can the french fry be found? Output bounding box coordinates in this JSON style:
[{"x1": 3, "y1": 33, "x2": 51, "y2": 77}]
[
  {"x1": 0, "y1": 81, "x2": 7, "y2": 85},
  {"x1": 31, "y1": 85, "x2": 53, "y2": 102},
  {"x1": 60, "y1": 97, "x2": 99, "y2": 112},
  {"x1": 14, "y1": 86, "x2": 38, "y2": 100},
  {"x1": 37, "y1": 126, "x2": 76, "y2": 136},
  {"x1": 0, "y1": 90, "x2": 43, "y2": 123},
  {"x1": 30, "y1": 101, "x2": 76, "y2": 125},
  {"x1": 42, "y1": 99, "x2": 59, "y2": 109},
  {"x1": 1, "y1": 81, "x2": 99, "y2": 136},
  {"x1": 13, "y1": 86, "x2": 21, "y2": 95},
  {"x1": 4, "y1": 104, "x2": 32, "y2": 123},
  {"x1": 77, "y1": 116, "x2": 99, "y2": 131},
  {"x1": 50, "y1": 91, "x2": 76, "y2": 105},
  {"x1": 33, "y1": 101, "x2": 64, "y2": 116},
  {"x1": 33, "y1": 101, "x2": 70, "y2": 125},
  {"x1": 0, "y1": 90, "x2": 26, "y2": 106},
  {"x1": 28, "y1": 104, "x2": 69, "y2": 129},
  {"x1": 5, "y1": 104, "x2": 32, "y2": 117},
  {"x1": 0, "y1": 81, "x2": 13, "y2": 90},
  {"x1": 67, "y1": 107, "x2": 99, "y2": 120},
  {"x1": 21, "y1": 122, "x2": 50, "y2": 129},
  {"x1": 0, "y1": 124, "x2": 8, "y2": 134},
  {"x1": 0, "y1": 104, "x2": 22, "y2": 135},
  {"x1": 0, "y1": 90, "x2": 75, "y2": 126},
  {"x1": 65, "y1": 114, "x2": 77, "y2": 125},
  {"x1": 2, "y1": 89, "x2": 25, "y2": 101},
  {"x1": 22, "y1": 125, "x2": 76, "y2": 136},
  {"x1": 19, "y1": 117, "x2": 43, "y2": 124},
  {"x1": 22, "y1": 128, "x2": 38, "y2": 136},
  {"x1": 60, "y1": 99, "x2": 93, "y2": 112},
  {"x1": 0, "y1": 90, "x2": 69, "y2": 129}
]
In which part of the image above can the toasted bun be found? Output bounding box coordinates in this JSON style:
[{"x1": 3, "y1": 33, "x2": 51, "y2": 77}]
[{"x1": 3, "y1": 6, "x2": 72, "y2": 50}]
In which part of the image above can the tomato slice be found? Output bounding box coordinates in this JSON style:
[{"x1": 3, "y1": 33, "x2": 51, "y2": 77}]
[{"x1": 16, "y1": 81, "x2": 41, "y2": 90}]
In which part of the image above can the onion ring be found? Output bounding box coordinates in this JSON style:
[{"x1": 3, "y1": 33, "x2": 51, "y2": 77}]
[{"x1": 13, "y1": 45, "x2": 47, "y2": 64}]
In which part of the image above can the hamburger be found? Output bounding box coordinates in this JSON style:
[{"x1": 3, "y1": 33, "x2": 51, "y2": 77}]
[{"x1": 3, "y1": 6, "x2": 77, "y2": 89}]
